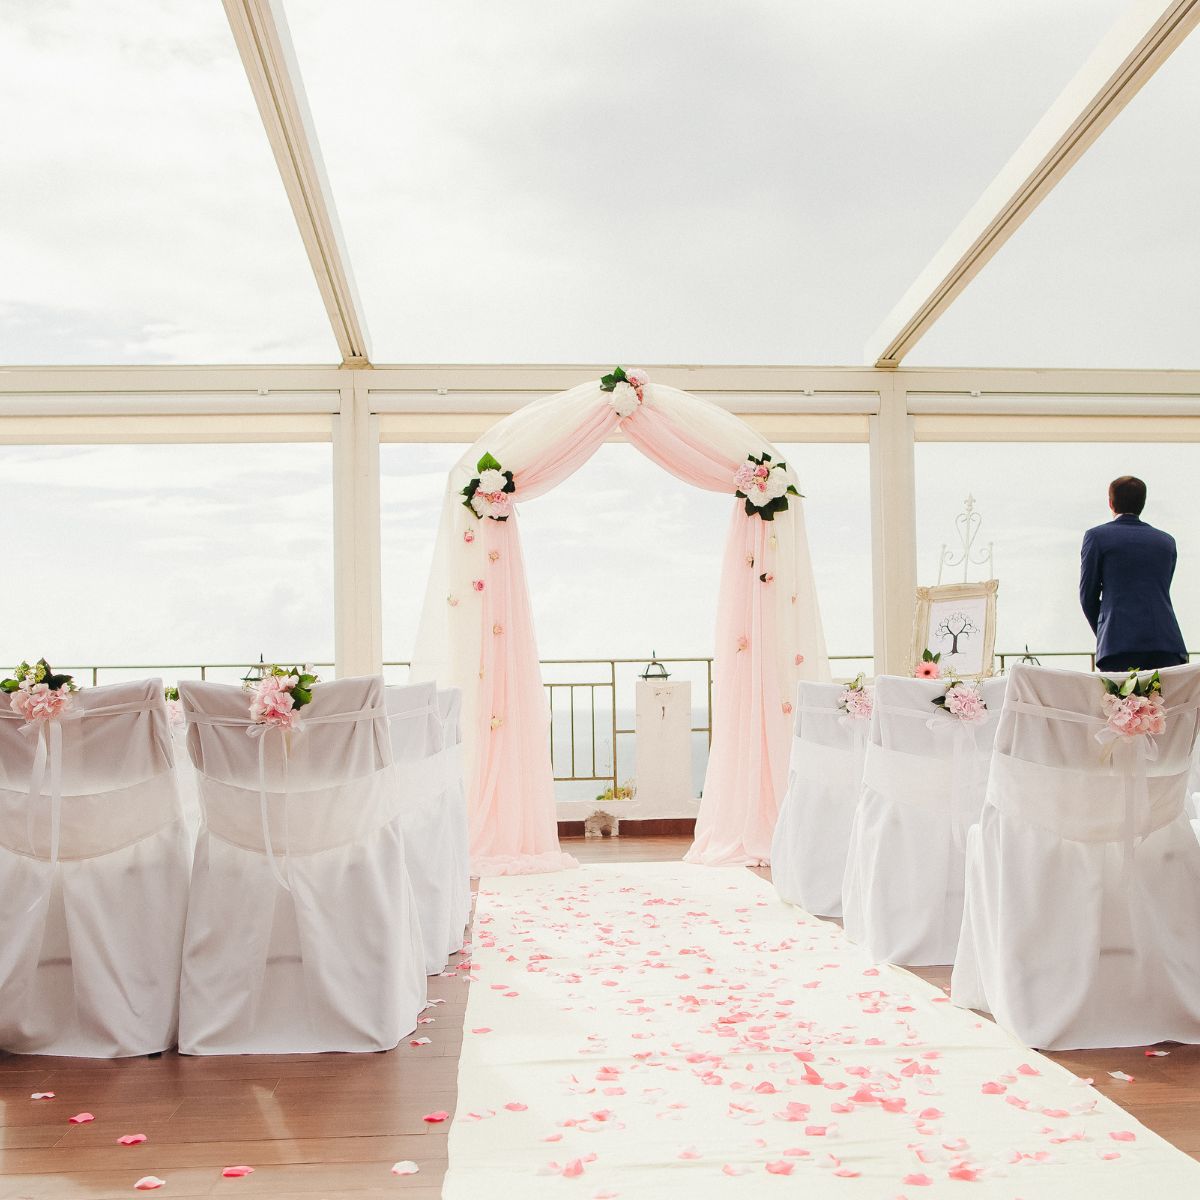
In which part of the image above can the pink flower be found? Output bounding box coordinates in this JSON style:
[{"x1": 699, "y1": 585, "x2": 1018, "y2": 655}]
[
  {"x1": 1103, "y1": 692, "x2": 1165, "y2": 737},
  {"x1": 488, "y1": 550, "x2": 500, "y2": 562},
  {"x1": 915, "y1": 661, "x2": 941, "y2": 679},
  {"x1": 841, "y1": 688, "x2": 873, "y2": 720},
  {"x1": 472, "y1": 579, "x2": 485, "y2": 592},
  {"x1": 469, "y1": 490, "x2": 513, "y2": 521},
  {"x1": 754, "y1": 464, "x2": 770, "y2": 479},
  {"x1": 625, "y1": 368, "x2": 649, "y2": 394},
  {"x1": 795, "y1": 654, "x2": 804, "y2": 665},
  {"x1": 492, "y1": 623, "x2": 504, "y2": 635},
  {"x1": 736, "y1": 636, "x2": 749, "y2": 653},
  {"x1": 946, "y1": 685, "x2": 987, "y2": 723},
  {"x1": 11, "y1": 683, "x2": 71, "y2": 723},
  {"x1": 734, "y1": 464, "x2": 757, "y2": 493},
  {"x1": 464, "y1": 530, "x2": 475, "y2": 543},
  {"x1": 782, "y1": 701, "x2": 793, "y2": 715}
]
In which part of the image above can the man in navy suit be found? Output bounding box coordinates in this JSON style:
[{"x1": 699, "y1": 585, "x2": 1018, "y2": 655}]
[{"x1": 1080, "y1": 476, "x2": 1188, "y2": 672}]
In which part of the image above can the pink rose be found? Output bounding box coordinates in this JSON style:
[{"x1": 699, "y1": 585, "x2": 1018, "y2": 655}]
[
  {"x1": 464, "y1": 530, "x2": 475, "y2": 544},
  {"x1": 754, "y1": 464, "x2": 770, "y2": 479},
  {"x1": 625, "y1": 368, "x2": 649, "y2": 391},
  {"x1": 473, "y1": 579, "x2": 485, "y2": 592},
  {"x1": 782, "y1": 701, "x2": 793, "y2": 715},
  {"x1": 11, "y1": 683, "x2": 71, "y2": 723},
  {"x1": 946, "y1": 685, "x2": 987, "y2": 723},
  {"x1": 736, "y1": 636, "x2": 749, "y2": 652},
  {"x1": 795, "y1": 654, "x2": 805, "y2": 666}
]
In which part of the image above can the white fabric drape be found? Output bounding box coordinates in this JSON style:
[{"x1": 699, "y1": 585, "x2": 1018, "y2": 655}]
[
  {"x1": 0, "y1": 679, "x2": 190, "y2": 1057},
  {"x1": 178, "y1": 676, "x2": 427, "y2": 1054},
  {"x1": 953, "y1": 661, "x2": 1200, "y2": 1050}
]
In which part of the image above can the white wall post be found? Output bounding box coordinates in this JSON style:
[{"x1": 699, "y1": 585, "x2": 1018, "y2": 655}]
[
  {"x1": 868, "y1": 377, "x2": 918, "y2": 675},
  {"x1": 332, "y1": 369, "x2": 382, "y2": 676}
]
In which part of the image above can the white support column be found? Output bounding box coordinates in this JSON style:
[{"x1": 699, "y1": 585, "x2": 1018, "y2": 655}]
[
  {"x1": 868, "y1": 377, "x2": 918, "y2": 675},
  {"x1": 332, "y1": 370, "x2": 382, "y2": 676}
]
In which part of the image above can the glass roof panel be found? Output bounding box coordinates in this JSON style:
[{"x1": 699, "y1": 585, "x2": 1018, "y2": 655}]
[
  {"x1": 909, "y1": 28, "x2": 1200, "y2": 369},
  {"x1": 283, "y1": 0, "x2": 1126, "y2": 364},
  {"x1": 0, "y1": 0, "x2": 337, "y2": 364}
]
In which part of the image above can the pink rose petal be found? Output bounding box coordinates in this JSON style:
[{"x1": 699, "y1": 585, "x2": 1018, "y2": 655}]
[
  {"x1": 504, "y1": 1102, "x2": 528, "y2": 1112},
  {"x1": 422, "y1": 1110, "x2": 450, "y2": 1123},
  {"x1": 390, "y1": 1161, "x2": 419, "y2": 1176},
  {"x1": 222, "y1": 1166, "x2": 254, "y2": 1178},
  {"x1": 69, "y1": 1112, "x2": 94, "y2": 1124},
  {"x1": 722, "y1": 1164, "x2": 749, "y2": 1176},
  {"x1": 118, "y1": 1134, "x2": 148, "y2": 1146},
  {"x1": 134, "y1": 1179, "x2": 165, "y2": 1191},
  {"x1": 562, "y1": 1158, "x2": 585, "y2": 1178},
  {"x1": 765, "y1": 1160, "x2": 793, "y2": 1175},
  {"x1": 904, "y1": 1173, "x2": 933, "y2": 1186},
  {"x1": 472, "y1": 1027, "x2": 492, "y2": 1034},
  {"x1": 1109, "y1": 1130, "x2": 1136, "y2": 1142}
]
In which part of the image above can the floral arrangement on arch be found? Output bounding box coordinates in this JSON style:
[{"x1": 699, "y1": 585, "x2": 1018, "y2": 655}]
[
  {"x1": 246, "y1": 665, "x2": 320, "y2": 733},
  {"x1": 1, "y1": 659, "x2": 78, "y2": 722},
  {"x1": 837, "y1": 672, "x2": 873, "y2": 720},
  {"x1": 164, "y1": 685, "x2": 184, "y2": 729},
  {"x1": 461, "y1": 452, "x2": 516, "y2": 522},
  {"x1": 733, "y1": 453, "x2": 800, "y2": 521},
  {"x1": 600, "y1": 366, "x2": 649, "y2": 418},
  {"x1": 1100, "y1": 669, "x2": 1165, "y2": 739},
  {"x1": 931, "y1": 677, "x2": 988, "y2": 724},
  {"x1": 914, "y1": 649, "x2": 942, "y2": 679}
]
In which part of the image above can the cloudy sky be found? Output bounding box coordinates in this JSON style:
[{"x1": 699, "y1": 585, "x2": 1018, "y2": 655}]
[{"x1": 2, "y1": 1, "x2": 1200, "y2": 680}]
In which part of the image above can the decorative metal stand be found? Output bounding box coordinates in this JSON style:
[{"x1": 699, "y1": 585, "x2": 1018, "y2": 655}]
[{"x1": 936, "y1": 494, "x2": 995, "y2": 585}]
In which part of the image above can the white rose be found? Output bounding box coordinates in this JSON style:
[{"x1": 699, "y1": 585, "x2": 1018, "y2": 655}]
[
  {"x1": 609, "y1": 380, "x2": 639, "y2": 419},
  {"x1": 469, "y1": 492, "x2": 488, "y2": 517},
  {"x1": 478, "y1": 468, "x2": 507, "y2": 492}
]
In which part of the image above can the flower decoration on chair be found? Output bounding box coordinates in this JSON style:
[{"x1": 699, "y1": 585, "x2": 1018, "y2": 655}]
[
  {"x1": 246, "y1": 665, "x2": 320, "y2": 733},
  {"x1": 931, "y1": 678, "x2": 988, "y2": 724},
  {"x1": 733, "y1": 453, "x2": 801, "y2": 521},
  {"x1": 914, "y1": 649, "x2": 942, "y2": 679},
  {"x1": 461, "y1": 452, "x2": 516, "y2": 522},
  {"x1": 1100, "y1": 669, "x2": 1165, "y2": 739},
  {"x1": 1, "y1": 659, "x2": 77, "y2": 722},
  {"x1": 837, "y1": 672, "x2": 873, "y2": 720},
  {"x1": 600, "y1": 366, "x2": 649, "y2": 418},
  {"x1": 164, "y1": 686, "x2": 184, "y2": 728}
]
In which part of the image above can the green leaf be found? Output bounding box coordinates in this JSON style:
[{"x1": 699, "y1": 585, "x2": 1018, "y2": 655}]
[
  {"x1": 1119, "y1": 675, "x2": 1136, "y2": 697},
  {"x1": 0, "y1": 679, "x2": 17, "y2": 693},
  {"x1": 476, "y1": 451, "x2": 502, "y2": 473}
]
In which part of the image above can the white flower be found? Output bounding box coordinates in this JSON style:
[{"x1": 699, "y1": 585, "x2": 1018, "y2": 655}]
[
  {"x1": 760, "y1": 468, "x2": 788, "y2": 502},
  {"x1": 609, "y1": 380, "x2": 640, "y2": 419},
  {"x1": 478, "y1": 468, "x2": 507, "y2": 493}
]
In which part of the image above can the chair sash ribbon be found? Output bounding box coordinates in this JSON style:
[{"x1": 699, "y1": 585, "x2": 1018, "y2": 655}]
[
  {"x1": 0, "y1": 698, "x2": 159, "y2": 873},
  {"x1": 1004, "y1": 696, "x2": 1200, "y2": 885},
  {"x1": 186, "y1": 705, "x2": 388, "y2": 892}
]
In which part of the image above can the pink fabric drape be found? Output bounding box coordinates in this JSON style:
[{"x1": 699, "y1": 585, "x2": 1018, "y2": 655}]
[{"x1": 452, "y1": 390, "x2": 819, "y2": 875}]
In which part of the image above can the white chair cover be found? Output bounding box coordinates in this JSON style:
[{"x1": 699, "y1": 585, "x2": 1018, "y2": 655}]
[
  {"x1": 841, "y1": 674, "x2": 1007, "y2": 966},
  {"x1": 770, "y1": 680, "x2": 868, "y2": 916},
  {"x1": 386, "y1": 683, "x2": 468, "y2": 975},
  {"x1": 952, "y1": 662, "x2": 1200, "y2": 1050},
  {"x1": 178, "y1": 676, "x2": 427, "y2": 1054},
  {"x1": 0, "y1": 679, "x2": 190, "y2": 1057},
  {"x1": 438, "y1": 687, "x2": 473, "y2": 939}
]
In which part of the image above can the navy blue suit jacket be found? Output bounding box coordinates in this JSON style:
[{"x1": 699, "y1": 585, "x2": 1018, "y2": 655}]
[{"x1": 1079, "y1": 514, "x2": 1187, "y2": 669}]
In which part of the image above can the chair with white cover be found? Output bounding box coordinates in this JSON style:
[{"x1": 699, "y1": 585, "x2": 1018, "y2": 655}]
[
  {"x1": 0, "y1": 679, "x2": 190, "y2": 1057},
  {"x1": 178, "y1": 675, "x2": 426, "y2": 1054},
  {"x1": 771, "y1": 680, "x2": 869, "y2": 916},
  {"x1": 841, "y1": 673, "x2": 1007, "y2": 966},
  {"x1": 437, "y1": 687, "x2": 472, "y2": 941},
  {"x1": 386, "y1": 683, "x2": 468, "y2": 975},
  {"x1": 952, "y1": 662, "x2": 1200, "y2": 1050}
]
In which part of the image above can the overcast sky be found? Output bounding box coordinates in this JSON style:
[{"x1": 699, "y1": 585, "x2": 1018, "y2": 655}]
[{"x1": 2, "y1": 3, "x2": 1200, "y2": 681}]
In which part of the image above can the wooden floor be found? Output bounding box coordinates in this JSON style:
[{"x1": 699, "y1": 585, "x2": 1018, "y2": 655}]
[{"x1": 2, "y1": 835, "x2": 1199, "y2": 1199}]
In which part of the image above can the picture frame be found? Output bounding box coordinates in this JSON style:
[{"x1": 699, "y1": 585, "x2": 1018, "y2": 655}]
[{"x1": 911, "y1": 579, "x2": 999, "y2": 680}]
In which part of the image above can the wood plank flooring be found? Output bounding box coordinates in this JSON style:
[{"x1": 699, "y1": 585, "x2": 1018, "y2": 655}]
[{"x1": 2, "y1": 834, "x2": 1198, "y2": 1198}]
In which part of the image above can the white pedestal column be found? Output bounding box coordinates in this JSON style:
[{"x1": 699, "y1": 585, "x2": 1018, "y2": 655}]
[{"x1": 633, "y1": 679, "x2": 697, "y2": 819}]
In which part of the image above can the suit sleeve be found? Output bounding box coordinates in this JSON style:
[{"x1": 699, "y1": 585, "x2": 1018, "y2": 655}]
[{"x1": 1080, "y1": 531, "x2": 1102, "y2": 634}]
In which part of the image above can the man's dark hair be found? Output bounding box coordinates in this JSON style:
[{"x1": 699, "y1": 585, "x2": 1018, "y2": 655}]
[{"x1": 1109, "y1": 476, "x2": 1147, "y2": 516}]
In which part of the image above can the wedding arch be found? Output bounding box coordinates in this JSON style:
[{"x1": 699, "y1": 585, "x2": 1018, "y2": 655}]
[{"x1": 411, "y1": 371, "x2": 829, "y2": 875}]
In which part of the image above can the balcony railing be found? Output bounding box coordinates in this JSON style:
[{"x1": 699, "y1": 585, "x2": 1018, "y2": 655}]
[{"x1": 32, "y1": 650, "x2": 1183, "y2": 806}]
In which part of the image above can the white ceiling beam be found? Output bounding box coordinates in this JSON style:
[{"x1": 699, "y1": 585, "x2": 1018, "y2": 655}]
[
  {"x1": 222, "y1": 0, "x2": 372, "y2": 365},
  {"x1": 864, "y1": 0, "x2": 1200, "y2": 368}
]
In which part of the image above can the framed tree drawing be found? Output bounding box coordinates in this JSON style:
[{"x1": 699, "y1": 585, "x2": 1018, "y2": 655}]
[{"x1": 911, "y1": 579, "x2": 998, "y2": 679}]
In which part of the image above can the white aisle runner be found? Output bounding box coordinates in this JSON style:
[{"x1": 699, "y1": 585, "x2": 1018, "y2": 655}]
[{"x1": 443, "y1": 862, "x2": 1200, "y2": 1198}]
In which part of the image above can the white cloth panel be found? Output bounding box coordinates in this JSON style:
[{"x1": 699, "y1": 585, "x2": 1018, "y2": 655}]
[
  {"x1": 178, "y1": 676, "x2": 426, "y2": 1054},
  {"x1": 387, "y1": 683, "x2": 467, "y2": 975},
  {"x1": 438, "y1": 688, "x2": 473, "y2": 937},
  {"x1": 841, "y1": 674, "x2": 1007, "y2": 966},
  {"x1": 0, "y1": 679, "x2": 190, "y2": 1057},
  {"x1": 633, "y1": 680, "x2": 696, "y2": 818},
  {"x1": 770, "y1": 681, "x2": 867, "y2": 916},
  {"x1": 952, "y1": 661, "x2": 1200, "y2": 1050}
]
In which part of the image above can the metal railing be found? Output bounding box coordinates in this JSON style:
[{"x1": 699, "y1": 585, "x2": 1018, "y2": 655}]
[{"x1": 29, "y1": 649, "x2": 1186, "y2": 805}]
